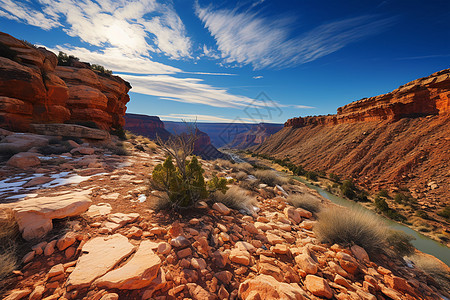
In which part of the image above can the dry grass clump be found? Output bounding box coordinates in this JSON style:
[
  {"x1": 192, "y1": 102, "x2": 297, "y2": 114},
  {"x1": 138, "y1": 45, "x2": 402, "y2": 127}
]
[
  {"x1": 286, "y1": 194, "x2": 321, "y2": 213},
  {"x1": 410, "y1": 254, "x2": 450, "y2": 295},
  {"x1": 239, "y1": 179, "x2": 260, "y2": 192},
  {"x1": 235, "y1": 171, "x2": 248, "y2": 181},
  {"x1": 314, "y1": 206, "x2": 387, "y2": 255},
  {"x1": 252, "y1": 170, "x2": 289, "y2": 187},
  {"x1": 232, "y1": 163, "x2": 253, "y2": 173},
  {"x1": 214, "y1": 159, "x2": 234, "y2": 169},
  {"x1": 0, "y1": 209, "x2": 19, "y2": 281},
  {"x1": 211, "y1": 186, "x2": 257, "y2": 213}
]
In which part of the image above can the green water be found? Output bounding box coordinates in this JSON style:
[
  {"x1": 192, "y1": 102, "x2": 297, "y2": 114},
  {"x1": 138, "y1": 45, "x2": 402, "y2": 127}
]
[{"x1": 294, "y1": 176, "x2": 450, "y2": 266}]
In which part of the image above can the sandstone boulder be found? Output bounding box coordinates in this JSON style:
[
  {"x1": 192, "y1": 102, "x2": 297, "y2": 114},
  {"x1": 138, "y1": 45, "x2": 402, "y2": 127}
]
[
  {"x1": 31, "y1": 123, "x2": 110, "y2": 140},
  {"x1": 66, "y1": 234, "x2": 135, "y2": 290},
  {"x1": 6, "y1": 152, "x2": 40, "y2": 168},
  {"x1": 94, "y1": 240, "x2": 161, "y2": 289},
  {"x1": 5, "y1": 190, "x2": 92, "y2": 240},
  {"x1": 304, "y1": 275, "x2": 333, "y2": 299},
  {"x1": 238, "y1": 274, "x2": 305, "y2": 300}
]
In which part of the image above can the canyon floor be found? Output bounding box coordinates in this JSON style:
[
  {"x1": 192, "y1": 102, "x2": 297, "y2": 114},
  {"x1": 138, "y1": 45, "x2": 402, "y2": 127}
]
[{"x1": 0, "y1": 132, "x2": 449, "y2": 300}]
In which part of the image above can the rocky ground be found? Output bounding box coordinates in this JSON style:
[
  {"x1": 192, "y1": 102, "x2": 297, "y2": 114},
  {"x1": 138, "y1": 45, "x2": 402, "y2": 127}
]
[{"x1": 0, "y1": 131, "x2": 449, "y2": 300}]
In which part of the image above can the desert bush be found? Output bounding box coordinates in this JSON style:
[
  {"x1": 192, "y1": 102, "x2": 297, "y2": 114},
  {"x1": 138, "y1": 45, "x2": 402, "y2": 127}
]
[
  {"x1": 239, "y1": 179, "x2": 260, "y2": 192},
  {"x1": 355, "y1": 191, "x2": 369, "y2": 202},
  {"x1": 110, "y1": 126, "x2": 126, "y2": 140},
  {"x1": 286, "y1": 194, "x2": 321, "y2": 213},
  {"x1": 207, "y1": 175, "x2": 229, "y2": 194},
  {"x1": 107, "y1": 144, "x2": 129, "y2": 156},
  {"x1": 374, "y1": 196, "x2": 406, "y2": 221},
  {"x1": 152, "y1": 156, "x2": 208, "y2": 208},
  {"x1": 410, "y1": 254, "x2": 450, "y2": 295},
  {"x1": 215, "y1": 159, "x2": 234, "y2": 169},
  {"x1": 340, "y1": 179, "x2": 356, "y2": 199},
  {"x1": 328, "y1": 173, "x2": 341, "y2": 183},
  {"x1": 211, "y1": 186, "x2": 256, "y2": 213},
  {"x1": 91, "y1": 64, "x2": 112, "y2": 75},
  {"x1": 235, "y1": 171, "x2": 248, "y2": 181},
  {"x1": 0, "y1": 210, "x2": 19, "y2": 281},
  {"x1": 386, "y1": 230, "x2": 415, "y2": 257},
  {"x1": 57, "y1": 51, "x2": 79, "y2": 66},
  {"x1": 314, "y1": 207, "x2": 387, "y2": 255},
  {"x1": 252, "y1": 170, "x2": 289, "y2": 186},
  {"x1": 233, "y1": 162, "x2": 253, "y2": 173},
  {"x1": 377, "y1": 189, "x2": 390, "y2": 198},
  {"x1": 305, "y1": 171, "x2": 318, "y2": 181},
  {"x1": 437, "y1": 206, "x2": 450, "y2": 220}
]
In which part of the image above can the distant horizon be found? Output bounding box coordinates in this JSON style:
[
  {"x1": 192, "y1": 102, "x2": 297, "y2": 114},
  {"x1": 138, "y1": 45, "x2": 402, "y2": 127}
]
[{"x1": 1, "y1": 0, "x2": 449, "y2": 123}]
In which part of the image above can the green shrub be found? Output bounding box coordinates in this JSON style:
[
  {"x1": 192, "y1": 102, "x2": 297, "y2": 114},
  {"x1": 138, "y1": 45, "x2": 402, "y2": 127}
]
[
  {"x1": 111, "y1": 126, "x2": 126, "y2": 140},
  {"x1": 314, "y1": 207, "x2": 387, "y2": 255},
  {"x1": 286, "y1": 194, "x2": 321, "y2": 213},
  {"x1": 377, "y1": 189, "x2": 389, "y2": 198},
  {"x1": 152, "y1": 156, "x2": 208, "y2": 207},
  {"x1": 375, "y1": 196, "x2": 390, "y2": 211},
  {"x1": 341, "y1": 186, "x2": 356, "y2": 199},
  {"x1": 207, "y1": 175, "x2": 229, "y2": 194},
  {"x1": 355, "y1": 191, "x2": 369, "y2": 202},
  {"x1": 375, "y1": 197, "x2": 406, "y2": 221},
  {"x1": 57, "y1": 51, "x2": 79, "y2": 66},
  {"x1": 91, "y1": 64, "x2": 112, "y2": 75},
  {"x1": 386, "y1": 230, "x2": 415, "y2": 257},
  {"x1": 305, "y1": 171, "x2": 318, "y2": 181},
  {"x1": 328, "y1": 173, "x2": 341, "y2": 183},
  {"x1": 394, "y1": 192, "x2": 409, "y2": 204}
]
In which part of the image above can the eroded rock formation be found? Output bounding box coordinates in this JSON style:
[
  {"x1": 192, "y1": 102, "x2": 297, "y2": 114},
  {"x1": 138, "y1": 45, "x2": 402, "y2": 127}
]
[
  {"x1": 285, "y1": 68, "x2": 450, "y2": 128},
  {"x1": 0, "y1": 31, "x2": 131, "y2": 132}
]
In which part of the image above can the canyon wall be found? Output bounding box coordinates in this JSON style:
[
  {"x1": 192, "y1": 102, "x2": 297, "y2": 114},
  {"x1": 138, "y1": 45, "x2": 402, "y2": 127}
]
[
  {"x1": 0, "y1": 32, "x2": 131, "y2": 132},
  {"x1": 125, "y1": 113, "x2": 228, "y2": 160},
  {"x1": 285, "y1": 68, "x2": 450, "y2": 127},
  {"x1": 227, "y1": 123, "x2": 283, "y2": 149},
  {"x1": 253, "y1": 69, "x2": 450, "y2": 212}
]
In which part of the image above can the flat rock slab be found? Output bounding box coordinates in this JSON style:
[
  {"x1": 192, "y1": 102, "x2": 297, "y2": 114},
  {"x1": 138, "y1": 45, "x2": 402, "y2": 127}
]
[
  {"x1": 239, "y1": 274, "x2": 305, "y2": 300},
  {"x1": 32, "y1": 123, "x2": 110, "y2": 140},
  {"x1": 94, "y1": 240, "x2": 162, "y2": 289},
  {"x1": 2, "y1": 190, "x2": 91, "y2": 241},
  {"x1": 86, "y1": 203, "x2": 112, "y2": 218},
  {"x1": 66, "y1": 234, "x2": 135, "y2": 291}
]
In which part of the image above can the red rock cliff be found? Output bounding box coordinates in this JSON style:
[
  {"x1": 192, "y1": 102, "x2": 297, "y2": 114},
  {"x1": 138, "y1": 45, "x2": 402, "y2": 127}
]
[
  {"x1": 285, "y1": 68, "x2": 450, "y2": 127},
  {"x1": 0, "y1": 31, "x2": 131, "y2": 132}
]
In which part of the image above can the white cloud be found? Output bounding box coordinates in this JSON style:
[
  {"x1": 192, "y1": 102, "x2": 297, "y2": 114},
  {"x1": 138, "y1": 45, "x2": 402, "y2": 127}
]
[
  {"x1": 289, "y1": 104, "x2": 315, "y2": 109},
  {"x1": 0, "y1": 0, "x2": 61, "y2": 29},
  {"x1": 196, "y1": 4, "x2": 394, "y2": 69},
  {"x1": 47, "y1": 45, "x2": 181, "y2": 74},
  {"x1": 253, "y1": 75, "x2": 263, "y2": 79},
  {"x1": 160, "y1": 114, "x2": 254, "y2": 123},
  {"x1": 0, "y1": 0, "x2": 192, "y2": 59},
  {"x1": 118, "y1": 74, "x2": 277, "y2": 108}
]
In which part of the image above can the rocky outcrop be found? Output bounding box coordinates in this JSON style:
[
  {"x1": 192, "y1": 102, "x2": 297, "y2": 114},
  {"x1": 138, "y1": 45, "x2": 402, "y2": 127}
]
[
  {"x1": 227, "y1": 123, "x2": 283, "y2": 149},
  {"x1": 285, "y1": 68, "x2": 450, "y2": 128},
  {"x1": 124, "y1": 113, "x2": 171, "y2": 140},
  {"x1": 0, "y1": 31, "x2": 131, "y2": 132}
]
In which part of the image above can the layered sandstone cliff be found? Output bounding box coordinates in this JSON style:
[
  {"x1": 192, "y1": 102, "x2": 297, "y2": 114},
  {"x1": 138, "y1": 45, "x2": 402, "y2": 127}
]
[
  {"x1": 285, "y1": 68, "x2": 450, "y2": 127},
  {"x1": 253, "y1": 69, "x2": 450, "y2": 225},
  {"x1": 227, "y1": 123, "x2": 283, "y2": 149},
  {"x1": 0, "y1": 32, "x2": 131, "y2": 132}
]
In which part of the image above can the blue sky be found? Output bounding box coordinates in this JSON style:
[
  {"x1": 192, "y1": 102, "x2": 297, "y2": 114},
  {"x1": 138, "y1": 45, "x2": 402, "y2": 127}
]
[{"x1": 0, "y1": 0, "x2": 449, "y2": 123}]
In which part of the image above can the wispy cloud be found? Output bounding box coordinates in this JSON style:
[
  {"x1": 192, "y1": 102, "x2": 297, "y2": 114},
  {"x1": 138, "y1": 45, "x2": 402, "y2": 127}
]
[
  {"x1": 0, "y1": 0, "x2": 192, "y2": 59},
  {"x1": 160, "y1": 114, "x2": 254, "y2": 123},
  {"x1": 397, "y1": 54, "x2": 450, "y2": 60},
  {"x1": 253, "y1": 75, "x2": 263, "y2": 79},
  {"x1": 288, "y1": 104, "x2": 315, "y2": 109},
  {"x1": 196, "y1": 4, "x2": 395, "y2": 69},
  {"x1": 118, "y1": 74, "x2": 278, "y2": 108}
]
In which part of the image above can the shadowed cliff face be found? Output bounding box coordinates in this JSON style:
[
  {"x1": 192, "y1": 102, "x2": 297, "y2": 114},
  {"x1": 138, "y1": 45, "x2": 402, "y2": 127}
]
[
  {"x1": 227, "y1": 123, "x2": 283, "y2": 149},
  {"x1": 125, "y1": 113, "x2": 228, "y2": 160},
  {"x1": 0, "y1": 31, "x2": 131, "y2": 132},
  {"x1": 253, "y1": 68, "x2": 450, "y2": 216},
  {"x1": 285, "y1": 68, "x2": 450, "y2": 128}
]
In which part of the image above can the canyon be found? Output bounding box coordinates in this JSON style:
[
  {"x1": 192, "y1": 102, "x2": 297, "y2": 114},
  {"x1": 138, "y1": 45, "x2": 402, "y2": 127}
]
[{"x1": 253, "y1": 68, "x2": 450, "y2": 234}]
